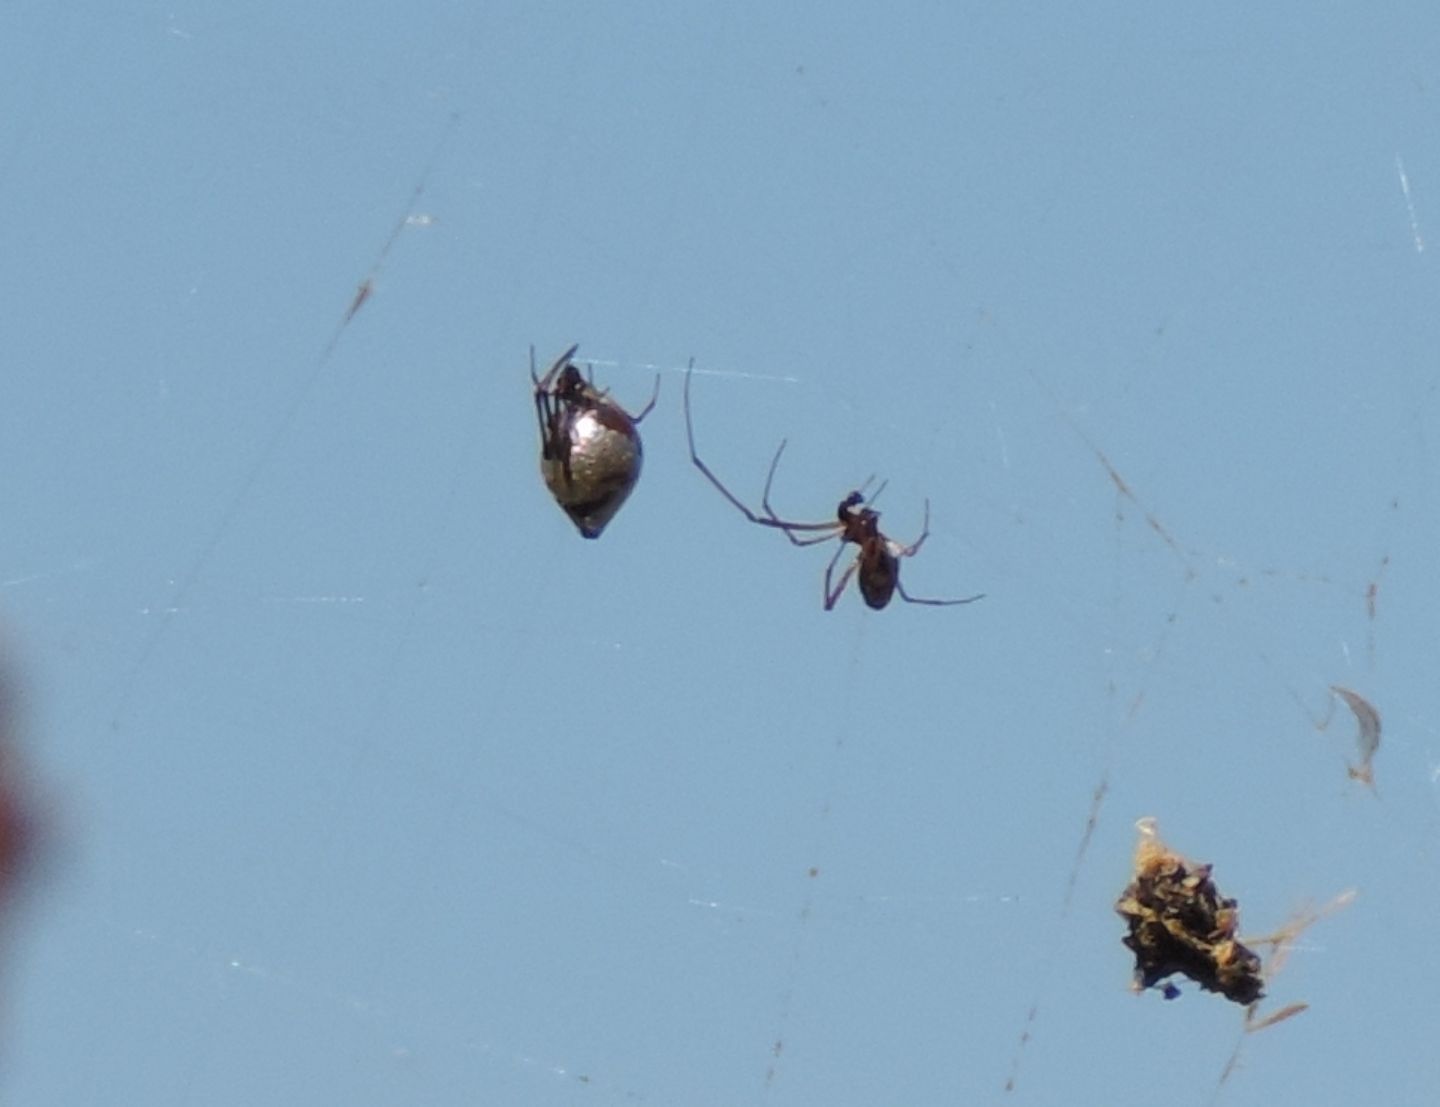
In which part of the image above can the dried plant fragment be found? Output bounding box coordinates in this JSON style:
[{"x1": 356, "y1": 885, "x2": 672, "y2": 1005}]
[
  {"x1": 1115, "y1": 818, "x2": 1264, "y2": 1005},
  {"x1": 1329, "y1": 686, "x2": 1380, "y2": 786},
  {"x1": 1245, "y1": 1001, "x2": 1309, "y2": 1033}
]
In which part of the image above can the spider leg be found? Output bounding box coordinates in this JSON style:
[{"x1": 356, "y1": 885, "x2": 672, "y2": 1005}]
[
  {"x1": 532, "y1": 343, "x2": 578, "y2": 391},
  {"x1": 533, "y1": 390, "x2": 577, "y2": 484},
  {"x1": 781, "y1": 528, "x2": 845, "y2": 548},
  {"x1": 530, "y1": 350, "x2": 574, "y2": 477},
  {"x1": 759, "y1": 440, "x2": 845, "y2": 546},
  {"x1": 759, "y1": 437, "x2": 788, "y2": 520},
  {"x1": 684, "y1": 363, "x2": 844, "y2": 537},
  {"x1": 823, "y1": 545, "x2": 858, "y2": 610},
  {"x1": 628, "y1": 373, "x2": 661, "y2": 423},
  {"x1": 898, "y1": 498, "x2": 933, "y2": 557},
  {"x1": 895, "y1": 579, "x2": 986, "y2": 606},
  {"x1": 765, "y1": 441, "x2": 884, "y2": 521},
  {"x1": 533, "y1": 391, "x2": 556, "y2": 456},
  {"x1": 892, "y1": 500, "x2": 985, "y2": 606},
  {"x1": 580, "y1": 357, "x2": 605, "y2": 395},
  {"x1": 583, "y1": 358, "x2": 659, "y2": 423}
]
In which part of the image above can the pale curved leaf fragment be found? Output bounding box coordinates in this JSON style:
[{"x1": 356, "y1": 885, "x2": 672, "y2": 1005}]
[{"x1": 1330, "y1": 685, "x2": 1381, "y2": 785}]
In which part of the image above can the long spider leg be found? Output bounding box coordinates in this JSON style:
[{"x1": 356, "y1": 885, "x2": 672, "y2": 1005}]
[
  {"x1": 898, "y1": 498, "x2": 932, "y2": 557},
  {"x1": 533, "y1": 343, "x2": 578, "y2": 391},
  {"x1": 768, "y1": 446, "x2": 883, "y2": 523},
  {"x1": 784, "y1": 528, "x2": 846, "y2": 548},
  {"x1": 533, "y1": 391, "x2": 557, "y2": 458},
  {"x1": 582, "y1": 359, "x2": 656, "y2": 421},
  {"x1": 852, "y1": 477, "x2": 887, "y2": 506},
  {"x1": 627, "y1": 372, "x2": 661, "y2": 423},
  {"x1": 823, "y1": 545, "x2": 858, "y2": 610},
  {"x1": 684, "y1": 363, "x2": 843, "y2": 535},
  {"x1": 760, "y1": 437, "x2": 789, "y2": 513},
  {"x1": 895, "y1": 579, "x2": 986, "y2": 606},
  {"x1": 892, "y1": 500, "x2": 984, "y2": 605},
  {"x1": 759, "y1": 440, "x2": 843, "y2": 546}
]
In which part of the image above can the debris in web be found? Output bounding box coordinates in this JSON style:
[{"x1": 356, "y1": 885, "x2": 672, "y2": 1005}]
[
  {"x1": 342, "y1": 278, "x2": 374, "y2": 323},
  {"x1": 1212, "y1": 887, "x2": 1355, "y2": 1097},
  {"x1": 1115, "y1": 818, "x2": 1264, "y2": 1005},
  {"x1": 1329, "y1": 686, "x2": 1381, "y2": 787},
  {"x1": 103, "y1": 112, "x2": 460, "y2": 729},
  {"x1": 1241, "y1": 887, "x2": 1356, "y2": 983},
  {"x1": 1365, "y1": 553, "x2": 1388, "y2": 624}
]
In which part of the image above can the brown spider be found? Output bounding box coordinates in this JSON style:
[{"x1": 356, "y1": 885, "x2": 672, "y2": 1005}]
[
  {"x1": 683, "y1": 364, "x2": 984, "y2": 611},
  {"x1": 532, "y1": 345, "x2": 658, "y2": 539}
]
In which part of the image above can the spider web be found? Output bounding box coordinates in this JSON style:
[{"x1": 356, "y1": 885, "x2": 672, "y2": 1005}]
[{"x1": 3, "y1": 6, "x2": 1440, "y2": 1106}]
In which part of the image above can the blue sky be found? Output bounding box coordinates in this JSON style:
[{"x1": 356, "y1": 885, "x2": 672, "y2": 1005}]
[{"x1": 2, "y1": 2, "x2": 1438, "y2": 1103}]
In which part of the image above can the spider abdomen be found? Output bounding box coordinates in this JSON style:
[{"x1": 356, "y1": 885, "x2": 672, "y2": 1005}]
[
  {"x1": 541, "y1": 408, "x2": 644, "y2": 539},
  {"x1": 856, "y1": 543, "x2": 899, "y2": 609},
  {"x1": 532, "y1": 346, "x2": 657, "y2": 540}
]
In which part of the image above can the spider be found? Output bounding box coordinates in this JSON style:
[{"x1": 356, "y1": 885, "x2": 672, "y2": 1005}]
[
  {"x1": 683, "y1": 364, "x2": 984, "y2": 611},
  {"x1": 532, "y1": 345, "x2": 658, "y2": 539}
]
